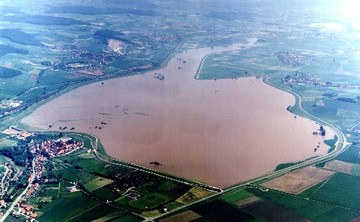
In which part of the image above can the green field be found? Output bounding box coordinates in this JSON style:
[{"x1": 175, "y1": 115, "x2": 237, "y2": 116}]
[
  {"x1": 164, "y1": 201, "x2": 183, "y2": 211},
  {"x1": 129, "y1": 193, "x2": 169, "y2": 210},
  {"x1": 221, "y1": 189, "x2": 254, "y2": 203},
  {"x1": 76, "y1": 157, "x2": 107, "y2": 174},
  {"x1": 44, "y1": 187, "x2": 59, "y2": 197},
  {"x1": 336, "y1": 145, "x2": 360, "y2": 164},
  {"x1": 194, "y1": 199, "x2": 261, "y2": 222},
  {"x1": 309, "y1": 173, "x2": 360, "y2": 210},
  {"x1": 197, "y1": 47, "x2": 285, "y2": 80},
  {"x1": 352, "y1": 164, "x2": 360, "y2": 176},
  {"x1": 39, "y1": 192, "x2": 99, "y2": 221},
  {"x1": 83, "y1": 176, "x2": 114, "y2": 191},
  {"x1": 0, "y1": 165, "x2": 6, "y2": 173},
  {"x1": 53, "y1": 166, "x2": 95, "y2": 183},
  {"x1": 92, "y1": 185, "x2": 119, "y2": 200},
  {"x1": 58, "y1": 204, "x2": 130, "y2": 222},
  {"x1": 0, "y1": 138, "x2": 17, "y2": 148},
  {"x1": 0, "y1": 155, "x2": 9, "y2": 164},
  {"x1": 247, "y1": 187, "x2": 360, "y2": 221},
  {"x1": 298, "y1": 180, "x2": 326, "y2": 199}
]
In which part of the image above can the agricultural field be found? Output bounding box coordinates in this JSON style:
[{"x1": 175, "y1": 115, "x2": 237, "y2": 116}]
[
  {"x1": 129, "y1": 193, "x2": 169, "y2": 210},
  {"x1": 235, "y1": 196, "x2": 261, "y2": 207},
  {"x1": 176, "y1": 187, "x2": 215, "y2": 205},
  {"x1": 324, "y1": 160, "x2": 353, "y2": 174},
  {"x1": 241, "y1": 200, "x2": 310, "y2": 222},
  {"x1": 0, "y1": 136, "x2": 17, "y2": 148},
  {"x1": 197, "y1": 47, "x2": 284, "y2": 80},
  {"x1": 193, "y1": 199, "x2": 261, "y2": 222},
  {"x1": 243, "y1": 172, "x2": 360, "y2": 221},
  {"x1": 221, "y1": 189, "x2": 254, "y2": 203},
  {"x1": 308, "y1": 173, "x2": 360, "y2": 211},
  {"x1": 351, "y1": 164, "x2": 360, "y2": 176},
  {"x1": 261, "y1": 166, "x2": 335, "y2": 194},
  {"x1": 37, "y1": 190, "x2": 140, "y2": 222},
  {"x1": 159, "y1": 210, "x2": 201, "y2": 222},
  {"x1": 247, "y1": 187, "x2": 360, "y2": 222}
]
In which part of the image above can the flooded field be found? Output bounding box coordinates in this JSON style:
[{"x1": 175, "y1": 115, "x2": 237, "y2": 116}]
[{"x1": 21, "y1": 40, "x2": 334, "y2": 188}]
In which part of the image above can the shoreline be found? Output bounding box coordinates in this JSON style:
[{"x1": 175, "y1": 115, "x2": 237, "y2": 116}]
[{"x1": 20, "y1": 39, "x2": 335, "y2": 188}]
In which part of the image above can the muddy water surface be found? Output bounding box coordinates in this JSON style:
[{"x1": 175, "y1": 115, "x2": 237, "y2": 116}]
[{"x1": 21, "y1": 41, "x2": 334, "y2": 188}]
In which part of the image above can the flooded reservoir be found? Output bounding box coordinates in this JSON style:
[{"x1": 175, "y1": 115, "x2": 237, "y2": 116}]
[{"x1": 21, "y1": 41, "x2": 334, "y2": 188}]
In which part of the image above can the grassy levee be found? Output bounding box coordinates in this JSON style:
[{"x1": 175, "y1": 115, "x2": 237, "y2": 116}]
[
  {"x1": 275, "y1": 159, "x2": 310, "y2": 171},
  {"x1": 264, "y1": 75, "x2": 313, "y2": 121}
]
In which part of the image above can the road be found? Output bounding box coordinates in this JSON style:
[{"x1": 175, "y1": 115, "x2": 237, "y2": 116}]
[
  {"x1": 150, "y1": 76, "x2": 351, "y2": 221},
  {"x1": 0, "y1": 165, "x2": 10, "y2": 198},
  {"x1": 1, "y1": 159, "x2": 36, "y2": 222}
]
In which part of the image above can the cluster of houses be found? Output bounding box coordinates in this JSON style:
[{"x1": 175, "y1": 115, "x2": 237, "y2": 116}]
[
  {"x1": 13, "y1": 203, "x2": 38, "y2": 219},
  {"x1": 36, "y1": 136, "x2": 83, "y2": 157},
  {"x1": 11, "y1": 183, "x2": 40, "y2": 219},
  {"x1": 10, "y1": 137, "x2": 83, "y2": 219},
  {"x1": 276, "y1": 51, "x2": 314, "y2": 67},
  {"x1": 284, "y1": 72, "x2": 360, "y2": 89},
  {"x1": 32, "y1": 156, "x2": 47, "y2": 182}
]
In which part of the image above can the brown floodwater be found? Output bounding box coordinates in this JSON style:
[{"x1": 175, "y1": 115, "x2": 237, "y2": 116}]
[{"x1": 21, "y1": 40, "x2": 334, "y2": 188}]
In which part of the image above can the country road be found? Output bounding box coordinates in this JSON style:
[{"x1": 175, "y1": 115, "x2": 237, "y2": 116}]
[{"x1": 1, "y1": 159, "x2": 36, "y2": 222}]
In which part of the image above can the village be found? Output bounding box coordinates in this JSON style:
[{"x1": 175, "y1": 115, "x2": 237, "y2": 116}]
[
  {"x1": 283, "y1": 71, "x2": 360, "y2": 90},
  {"x1": 0, "y1": 129, "x2": 83, "y2": 220}
]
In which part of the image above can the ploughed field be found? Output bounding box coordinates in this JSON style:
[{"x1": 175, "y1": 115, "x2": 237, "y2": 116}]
[{"x1": 21, "y1": 41, "x2": 334, "y2": 188}]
